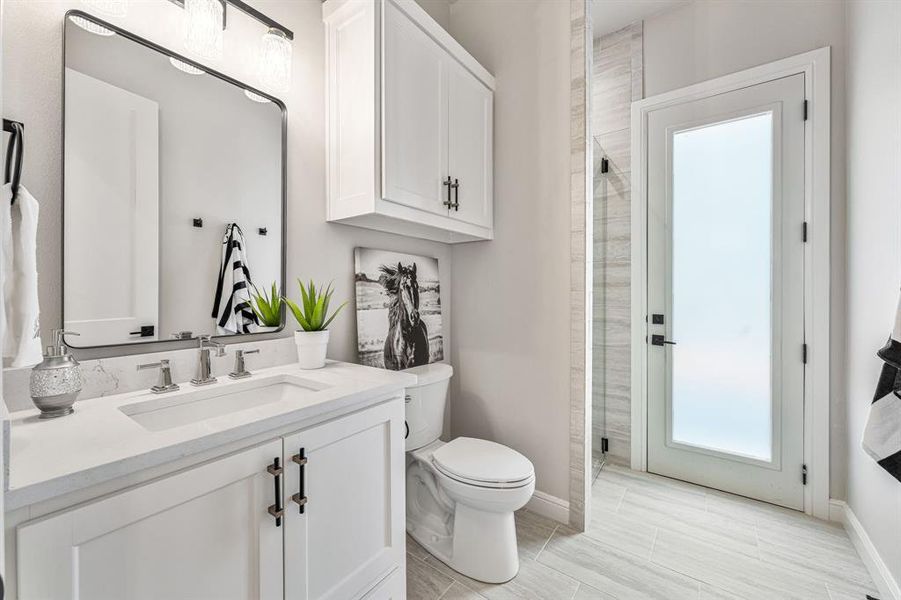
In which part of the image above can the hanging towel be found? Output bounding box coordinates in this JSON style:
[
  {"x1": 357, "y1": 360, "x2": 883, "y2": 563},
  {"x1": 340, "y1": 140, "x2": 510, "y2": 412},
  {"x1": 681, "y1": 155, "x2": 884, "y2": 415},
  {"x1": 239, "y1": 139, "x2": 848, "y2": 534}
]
[
  {"x1": 863, "y1": 287, "x2": 901, "y2": 483},
  {"x1": 211, "y1": 223, "x2": 257, "y2": 334},
  {"x1": 1, "y1": 182, "x2": 42, "y2": 367}
]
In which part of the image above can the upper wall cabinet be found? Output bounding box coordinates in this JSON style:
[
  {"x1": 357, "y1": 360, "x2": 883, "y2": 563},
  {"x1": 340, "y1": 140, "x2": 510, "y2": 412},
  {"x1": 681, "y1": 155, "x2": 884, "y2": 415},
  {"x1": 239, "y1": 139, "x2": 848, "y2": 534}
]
[{"x1": 323, "y1": 0, "x2": 495, "y2": 243}]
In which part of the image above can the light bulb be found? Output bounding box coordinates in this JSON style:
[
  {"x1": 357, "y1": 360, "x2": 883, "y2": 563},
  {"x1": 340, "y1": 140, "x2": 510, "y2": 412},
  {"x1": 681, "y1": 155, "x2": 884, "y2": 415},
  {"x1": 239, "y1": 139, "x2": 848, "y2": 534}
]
[
  {"x1": 81, "y1": 0, "x2": 127, "y2": 18},
  {"x1": 184, "y1": 0, "x2": 223, "y2": 61},
  {"x1": 258, "y1": 28, "x2": 292, "y2": 95},
  {"x1": 169, "y1": 57, "x2": 205, "y2": 75},
  {"x1": 244, "y1": 90, "x2": 271, "y2": 104},
  {"x1": 69, "y1": 15, "x2": 115, "y2": 36}
]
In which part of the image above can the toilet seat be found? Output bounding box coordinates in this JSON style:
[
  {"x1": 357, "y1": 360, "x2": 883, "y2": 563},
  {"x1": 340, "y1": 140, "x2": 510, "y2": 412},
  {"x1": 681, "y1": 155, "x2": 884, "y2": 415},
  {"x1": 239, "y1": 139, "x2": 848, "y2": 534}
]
[{"x1": 431, "y1": 437, "x2": 534, "y2": 489}]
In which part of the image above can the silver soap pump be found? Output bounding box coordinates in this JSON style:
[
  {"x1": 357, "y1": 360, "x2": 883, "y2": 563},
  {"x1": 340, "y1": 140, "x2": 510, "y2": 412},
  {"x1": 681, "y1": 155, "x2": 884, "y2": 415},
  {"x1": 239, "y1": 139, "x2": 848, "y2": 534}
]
[{"x1": 29, "y1": 329, "x2": 83, "y2": 419}]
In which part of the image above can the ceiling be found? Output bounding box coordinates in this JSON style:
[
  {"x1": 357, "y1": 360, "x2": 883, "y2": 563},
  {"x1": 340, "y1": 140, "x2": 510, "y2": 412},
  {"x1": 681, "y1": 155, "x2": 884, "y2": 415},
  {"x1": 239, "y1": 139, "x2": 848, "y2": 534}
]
[{"x1": 592, "y1": 0, "x2": 691, "y2": 37}]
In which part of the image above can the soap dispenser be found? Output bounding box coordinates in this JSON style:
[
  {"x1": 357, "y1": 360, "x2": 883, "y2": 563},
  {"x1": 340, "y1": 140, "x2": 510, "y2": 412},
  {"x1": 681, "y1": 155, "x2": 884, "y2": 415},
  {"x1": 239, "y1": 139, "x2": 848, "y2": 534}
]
[{"x1": 29, "y1": 329, "x2": 83, "y2": 418}]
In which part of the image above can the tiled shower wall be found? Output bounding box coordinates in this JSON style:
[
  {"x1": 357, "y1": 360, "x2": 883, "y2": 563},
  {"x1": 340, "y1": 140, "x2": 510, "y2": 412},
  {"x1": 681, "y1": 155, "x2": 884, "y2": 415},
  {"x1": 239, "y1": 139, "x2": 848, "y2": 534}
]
[{"x1": 592, "y1": 22, "x2": 642, "y2": 467}]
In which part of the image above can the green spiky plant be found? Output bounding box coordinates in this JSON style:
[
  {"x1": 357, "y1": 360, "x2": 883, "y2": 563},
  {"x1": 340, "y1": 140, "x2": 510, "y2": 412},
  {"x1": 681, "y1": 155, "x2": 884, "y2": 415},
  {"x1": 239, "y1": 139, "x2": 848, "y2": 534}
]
[
  {"x1": 251, "y1": 282, "x2": 283, "y2": 328},
  {"x1": 284, "y1": 279, "x2": 348, "y2": 332}
]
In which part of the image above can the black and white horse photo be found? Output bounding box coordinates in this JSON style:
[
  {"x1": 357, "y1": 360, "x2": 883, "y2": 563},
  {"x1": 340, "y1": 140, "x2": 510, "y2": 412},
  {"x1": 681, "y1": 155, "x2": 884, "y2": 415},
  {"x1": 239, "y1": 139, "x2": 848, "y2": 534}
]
[{"x1": 354, "y1": 249, "x2": 444, "y2": 370}]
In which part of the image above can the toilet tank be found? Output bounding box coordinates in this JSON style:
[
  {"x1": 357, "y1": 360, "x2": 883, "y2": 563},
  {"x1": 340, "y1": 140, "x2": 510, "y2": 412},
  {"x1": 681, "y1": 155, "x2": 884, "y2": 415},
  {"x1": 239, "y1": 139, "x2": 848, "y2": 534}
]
[{"x1": 403, "y1": 363, "x2": 454, "y2": 451}]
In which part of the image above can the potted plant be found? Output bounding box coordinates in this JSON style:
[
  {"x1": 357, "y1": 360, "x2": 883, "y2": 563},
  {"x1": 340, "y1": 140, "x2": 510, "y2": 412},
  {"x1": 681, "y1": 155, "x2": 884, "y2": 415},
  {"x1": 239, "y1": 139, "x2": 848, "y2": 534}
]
[
  {"x1": 251, "y1": 282, "x2": 283, "y2": 333},
  {"x1": 284, "y1": 279, "x2": 348, "y2": 369}
]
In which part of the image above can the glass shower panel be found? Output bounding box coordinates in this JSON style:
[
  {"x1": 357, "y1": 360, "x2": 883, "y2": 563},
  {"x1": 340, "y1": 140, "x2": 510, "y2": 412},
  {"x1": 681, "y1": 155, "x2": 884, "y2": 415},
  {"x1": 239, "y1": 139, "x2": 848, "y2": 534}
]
[{"x1": 591, "y1": 137, "x2": 607, "y2": 467}]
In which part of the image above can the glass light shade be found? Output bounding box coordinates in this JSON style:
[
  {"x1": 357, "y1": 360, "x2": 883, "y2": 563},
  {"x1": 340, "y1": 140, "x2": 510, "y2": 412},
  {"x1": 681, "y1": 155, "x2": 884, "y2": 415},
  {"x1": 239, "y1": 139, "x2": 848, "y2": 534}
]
[
  {"x1": 258, "y1": 28, "x2": 292, "y2": 94},
  {"x1": 69, "y1": 15, "x2": 115, "y2": 36},
  {"x1": 169, "y1": 57, "x2": 205, "y2": 75},
  {"x1": 244, "y1": 90, "x2": 271, "y2": 104},
  {"x1": 183, "y1": 0, "x2": 223, "y2": 61},
  {"x1": 81, "y1": 0, "x2": 127, "y2": 18}
]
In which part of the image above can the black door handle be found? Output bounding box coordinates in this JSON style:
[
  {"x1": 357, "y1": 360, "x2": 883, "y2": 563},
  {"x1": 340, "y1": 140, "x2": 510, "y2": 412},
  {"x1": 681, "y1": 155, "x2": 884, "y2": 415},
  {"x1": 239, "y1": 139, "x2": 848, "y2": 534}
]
[
  {"x1": 651, "y1": 334, "x2": 677, "y2": 346},
  {"x1": 443, "y1": 176, "x2": 453, "y2": 209},
  {"x1": 451, "y1": 178, "x2": 459, "y2": 211}
]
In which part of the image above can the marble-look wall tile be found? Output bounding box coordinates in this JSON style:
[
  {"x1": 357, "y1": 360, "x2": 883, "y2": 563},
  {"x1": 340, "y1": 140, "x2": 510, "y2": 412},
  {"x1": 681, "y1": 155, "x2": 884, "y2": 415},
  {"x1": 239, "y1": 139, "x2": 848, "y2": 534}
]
[
  {"x1": 592, "y1": 21, "x2": 641, "y2": 467},
  {"x1": 3, "y1": 337, "x2": 297, "y2": 413}
]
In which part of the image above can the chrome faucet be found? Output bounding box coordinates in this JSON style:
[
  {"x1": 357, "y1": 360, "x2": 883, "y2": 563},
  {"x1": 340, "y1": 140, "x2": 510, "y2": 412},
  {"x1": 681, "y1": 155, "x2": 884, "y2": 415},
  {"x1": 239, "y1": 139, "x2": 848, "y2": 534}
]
[
  {"x1": 191, "y1": 335, "x2": 227, "y2": 386},
  {"x1": 136, "y1": 359, "x2": 180, "y2": 394}
]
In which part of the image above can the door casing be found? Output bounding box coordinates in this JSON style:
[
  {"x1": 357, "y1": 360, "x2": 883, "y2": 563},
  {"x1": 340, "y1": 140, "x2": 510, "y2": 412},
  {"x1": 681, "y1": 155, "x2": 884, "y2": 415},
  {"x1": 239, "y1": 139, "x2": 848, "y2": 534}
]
[{"x1": 629, "y1": 47, "x2": 832, "y2": 519}]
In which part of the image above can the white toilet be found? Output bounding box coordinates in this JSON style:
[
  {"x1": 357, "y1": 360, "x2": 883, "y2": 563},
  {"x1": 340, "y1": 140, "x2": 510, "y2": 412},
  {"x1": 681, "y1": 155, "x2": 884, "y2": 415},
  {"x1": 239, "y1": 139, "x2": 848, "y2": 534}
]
[{"x1": 403, "y1": 363, "x2": 535, "y2": 584}]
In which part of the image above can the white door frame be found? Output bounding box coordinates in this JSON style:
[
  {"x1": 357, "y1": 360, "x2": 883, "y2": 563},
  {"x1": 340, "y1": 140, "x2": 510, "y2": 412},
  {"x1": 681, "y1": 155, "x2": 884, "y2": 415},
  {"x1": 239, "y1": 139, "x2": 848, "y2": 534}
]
[{"x1": 630, "y1": 47, "x2": 831, "y2": 519}]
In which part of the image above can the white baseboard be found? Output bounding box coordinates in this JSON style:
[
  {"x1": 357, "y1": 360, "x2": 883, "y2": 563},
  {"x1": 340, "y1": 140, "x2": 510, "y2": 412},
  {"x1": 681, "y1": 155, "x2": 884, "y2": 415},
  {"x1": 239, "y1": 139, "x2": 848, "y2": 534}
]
[
  {"x1": 526, "y1": 490, "x2": 569, "y2": 524},
  {"x1": 830, "y1": 499, "x2": 901, "y2": 600}
]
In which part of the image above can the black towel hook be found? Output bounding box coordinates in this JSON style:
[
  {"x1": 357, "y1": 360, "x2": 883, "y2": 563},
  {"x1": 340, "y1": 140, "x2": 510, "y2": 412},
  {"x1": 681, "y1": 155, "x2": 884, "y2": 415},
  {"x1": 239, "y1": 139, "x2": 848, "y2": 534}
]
[{"x1": 3, "y1": 119, "x2": 24, "y2": 204}]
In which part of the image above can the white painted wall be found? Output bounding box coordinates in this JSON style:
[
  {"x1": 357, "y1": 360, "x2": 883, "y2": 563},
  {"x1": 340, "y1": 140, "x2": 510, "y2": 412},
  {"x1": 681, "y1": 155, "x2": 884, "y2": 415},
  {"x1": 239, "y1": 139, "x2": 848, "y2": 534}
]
[
  {"x1": 447, "y1": 0, "x2": 572, "y2": 502},
  {"x1": 2, "y1": 0, "x2": 452, "y2": 361},
  {"x1": 642, "y1": 0, "x2": 849, "y2": 499},
  {"x1": 844, "y1": 0, "x2": 901, "y2": 587}
]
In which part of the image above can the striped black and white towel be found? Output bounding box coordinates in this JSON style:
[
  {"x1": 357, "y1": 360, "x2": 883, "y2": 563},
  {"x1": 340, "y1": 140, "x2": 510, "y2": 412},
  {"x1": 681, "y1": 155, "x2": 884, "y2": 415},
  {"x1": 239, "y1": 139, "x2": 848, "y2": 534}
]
[
  {"x1": 863, "y1": 288, "x2": 901, "y2": 483},
  {"x1": 211, "y1": 223, "x2": 258, "y2": 334}
]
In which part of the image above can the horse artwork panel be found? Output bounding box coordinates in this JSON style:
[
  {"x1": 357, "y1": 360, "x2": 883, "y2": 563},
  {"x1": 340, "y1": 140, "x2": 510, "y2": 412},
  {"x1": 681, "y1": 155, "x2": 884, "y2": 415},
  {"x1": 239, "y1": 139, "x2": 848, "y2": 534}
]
[{"x1": 354, "y1": 248, "x2": 444, "y2": 370}]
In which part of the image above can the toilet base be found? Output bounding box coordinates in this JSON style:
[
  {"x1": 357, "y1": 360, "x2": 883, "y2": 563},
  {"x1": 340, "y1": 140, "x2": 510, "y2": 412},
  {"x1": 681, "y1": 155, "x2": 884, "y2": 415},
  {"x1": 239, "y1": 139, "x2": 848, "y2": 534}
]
[{"x1": 407, "y1": 503, "x2": 520, "y2": 584}]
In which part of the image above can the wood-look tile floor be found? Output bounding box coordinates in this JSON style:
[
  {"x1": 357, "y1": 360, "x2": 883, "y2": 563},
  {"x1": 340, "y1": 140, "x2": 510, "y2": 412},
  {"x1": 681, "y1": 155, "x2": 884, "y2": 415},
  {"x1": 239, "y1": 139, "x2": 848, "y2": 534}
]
[{"x1": 406, "y1": 464, "x2": 879, "y2": 600}]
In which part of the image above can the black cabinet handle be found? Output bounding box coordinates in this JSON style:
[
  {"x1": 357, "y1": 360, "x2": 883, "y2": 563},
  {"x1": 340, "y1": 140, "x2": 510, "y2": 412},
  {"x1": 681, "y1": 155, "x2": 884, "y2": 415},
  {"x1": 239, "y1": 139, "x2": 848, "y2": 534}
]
[
  {"x1": 443, "y1": 176, "x2": 453, "y2": 209},
  {"x1": 292, "y1": 449, "x2": 308, "y2": 514},
  {"x1": 451, "y1": 178, "x2": 460, "y2": 211},
  {"x1": 267, "y1": 457, "x2": 284, "y2": 526}
]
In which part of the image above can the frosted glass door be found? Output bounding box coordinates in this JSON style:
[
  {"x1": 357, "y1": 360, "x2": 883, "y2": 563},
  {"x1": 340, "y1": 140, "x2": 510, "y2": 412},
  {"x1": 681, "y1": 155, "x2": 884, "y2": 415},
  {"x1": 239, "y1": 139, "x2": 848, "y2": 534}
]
[
  {"x1": 670, "y1": 113, "x2": 774, "y2": 461},
  {"x1": 646, "y1": 73, "x2": 806, "y2": 510}
]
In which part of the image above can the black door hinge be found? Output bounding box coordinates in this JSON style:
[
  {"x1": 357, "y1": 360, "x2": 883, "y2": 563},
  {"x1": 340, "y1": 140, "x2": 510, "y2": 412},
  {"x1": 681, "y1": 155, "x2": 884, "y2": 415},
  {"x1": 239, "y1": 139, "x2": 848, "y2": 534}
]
[
  {"x1": 803, "y1": 100, "x2": 809, "y2": 121},
  {"x1": 600, "y1": 157, "x2": 609, "y2": 174},
  {"x1": 802, "y1": 343, "x2": 808, "y2": 364},
  {"x1": 802, "y1": 464, "x2": 808, "y2": 485},
  {"x1": 601, "y1": 437, "x2": 609, "y2": 453},
  {"x1": 802, "y1": 221, "x2": 808, "y2": 242}
]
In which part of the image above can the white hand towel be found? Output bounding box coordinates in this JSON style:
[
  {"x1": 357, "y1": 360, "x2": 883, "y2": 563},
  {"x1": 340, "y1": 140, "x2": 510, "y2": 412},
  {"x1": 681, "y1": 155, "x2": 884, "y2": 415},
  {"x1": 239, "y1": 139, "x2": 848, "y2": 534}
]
[{"x1": 1, "y1": 183, "x2": 42, "y2": 367}]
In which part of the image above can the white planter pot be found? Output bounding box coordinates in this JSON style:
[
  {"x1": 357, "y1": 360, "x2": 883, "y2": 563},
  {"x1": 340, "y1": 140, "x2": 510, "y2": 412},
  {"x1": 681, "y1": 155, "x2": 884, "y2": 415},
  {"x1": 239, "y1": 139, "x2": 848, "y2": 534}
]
[
  {"x1": 255, "y1": 325, "x2": 281, "y2": 334},
  {"x1": 294, "y1": 330, "x2": 330, "y2": 369}
]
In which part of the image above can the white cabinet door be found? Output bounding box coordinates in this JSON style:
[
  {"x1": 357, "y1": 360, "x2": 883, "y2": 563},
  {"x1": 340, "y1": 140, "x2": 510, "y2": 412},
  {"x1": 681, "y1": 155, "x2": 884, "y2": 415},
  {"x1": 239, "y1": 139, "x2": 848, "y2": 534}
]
[
  {"x1": 448, "y1": 61, "x2": 493, "y2": 228},
  {"x1": 284, "y1": 400, "x2": 406, "y2": 600},
  {"x1": 383, "y1": 0, "x2": 448, "y2": 215},
  {"x1": 17, "y1": 440, "x2": 284, "y2": 600}
]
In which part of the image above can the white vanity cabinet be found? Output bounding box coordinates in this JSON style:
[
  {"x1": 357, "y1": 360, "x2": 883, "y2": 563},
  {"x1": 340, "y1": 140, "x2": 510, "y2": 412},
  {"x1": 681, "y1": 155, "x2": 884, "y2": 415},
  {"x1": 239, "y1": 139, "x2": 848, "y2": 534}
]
[
  {"x1": 283, "y1": 400, "x2": 406, "y2": 600},
  {"x1": 324, "y1": 0, "x2": 495, "y2": 243},
  {"x1": 14, "y1": 399, "x2": 406, "y2": 600}
]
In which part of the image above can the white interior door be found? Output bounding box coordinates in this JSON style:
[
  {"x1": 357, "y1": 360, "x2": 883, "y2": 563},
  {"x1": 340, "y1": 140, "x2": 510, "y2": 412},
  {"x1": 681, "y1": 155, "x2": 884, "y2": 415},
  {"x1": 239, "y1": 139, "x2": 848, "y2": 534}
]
[
  {"x1": 64, "y1": 68, "x2": 159, "y2": 346},
  {"x1": 646, "y1": 74, "x2": 806, "y2": 509},
  {"x1": 448, "y1": 60, "x2": 492, "y2": 227},
  {"x1": 17, "y1": 440, "x2": 284, "y2": 600},
  {"x1": 284, "y1": 401, "x2": 405, "y2": 600},
  {"x1": 382, "y1": 0, "x2": 448, "y2": 215}
]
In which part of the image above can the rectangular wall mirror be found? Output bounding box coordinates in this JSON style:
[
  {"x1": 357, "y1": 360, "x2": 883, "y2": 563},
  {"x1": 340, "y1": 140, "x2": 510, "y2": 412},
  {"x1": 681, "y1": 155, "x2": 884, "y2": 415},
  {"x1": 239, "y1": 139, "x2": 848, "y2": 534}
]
[{"x1": 63, "y1": 11, "x2": 285, "y2": 348}]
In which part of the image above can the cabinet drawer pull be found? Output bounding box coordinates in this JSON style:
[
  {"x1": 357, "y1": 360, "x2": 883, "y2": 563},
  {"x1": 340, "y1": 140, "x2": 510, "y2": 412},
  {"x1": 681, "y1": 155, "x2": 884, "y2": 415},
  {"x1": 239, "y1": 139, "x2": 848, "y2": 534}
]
[
  {"x1": 451, "y1": 178, "x2": 459, "y2": 211},
  {"x1": 443, "y1": 176, "x2": 453, "y2": 209},
  {"x1": 292, "y1": 449, "x2": 308, "y2": 514},
  {"x1": 267, "y1": 457, "x2": 284, "y2": 526}
]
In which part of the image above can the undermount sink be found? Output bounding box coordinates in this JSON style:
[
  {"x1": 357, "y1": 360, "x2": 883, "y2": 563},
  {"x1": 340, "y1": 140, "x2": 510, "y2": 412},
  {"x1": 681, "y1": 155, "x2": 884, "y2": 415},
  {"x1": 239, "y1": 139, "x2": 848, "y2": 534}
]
[{"x1": 119, "y1": 376, "x2": 332, "y2": 432}]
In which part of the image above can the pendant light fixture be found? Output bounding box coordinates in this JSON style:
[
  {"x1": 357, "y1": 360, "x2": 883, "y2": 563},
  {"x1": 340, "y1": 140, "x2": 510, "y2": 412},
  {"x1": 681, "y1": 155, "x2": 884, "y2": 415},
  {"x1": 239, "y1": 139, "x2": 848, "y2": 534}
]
[
  {"x1": 257, "y1": 28, "x2": 292, "y2": 94},
  {"x1": 244, "y1": 90, "x2": 271, "y2": 104},
  {"x1": 183, "y1": 0, "x2": 224, "y2": 60}
]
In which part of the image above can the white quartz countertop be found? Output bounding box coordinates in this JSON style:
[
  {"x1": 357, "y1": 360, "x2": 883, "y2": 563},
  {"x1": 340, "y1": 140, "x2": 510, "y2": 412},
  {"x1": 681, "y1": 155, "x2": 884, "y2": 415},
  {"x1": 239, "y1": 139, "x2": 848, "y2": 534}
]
[{"x1": 6, "y1": 361, "x2": 416, "y2": 510}]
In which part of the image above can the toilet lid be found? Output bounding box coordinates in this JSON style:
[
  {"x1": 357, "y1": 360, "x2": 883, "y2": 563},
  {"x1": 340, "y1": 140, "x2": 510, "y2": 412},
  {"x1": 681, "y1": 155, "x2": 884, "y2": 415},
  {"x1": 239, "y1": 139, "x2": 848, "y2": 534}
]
[{"x1": 431, "y1": 437, "x2": 534, "y2": 485}]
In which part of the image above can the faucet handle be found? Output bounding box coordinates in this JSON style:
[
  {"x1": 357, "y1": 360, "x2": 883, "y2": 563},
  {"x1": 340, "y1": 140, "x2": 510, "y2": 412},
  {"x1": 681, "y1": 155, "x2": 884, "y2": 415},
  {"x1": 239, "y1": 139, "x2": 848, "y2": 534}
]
[
  {"x1": 229, "y1": 348, "x2": 260, "y2": 379},
  {"x1": 137, "y1": 359, "x2": 180, "y2": 394}
]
